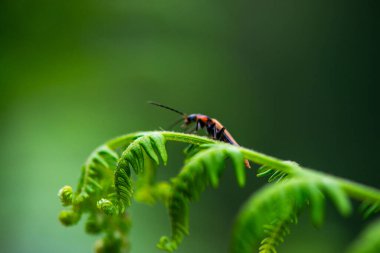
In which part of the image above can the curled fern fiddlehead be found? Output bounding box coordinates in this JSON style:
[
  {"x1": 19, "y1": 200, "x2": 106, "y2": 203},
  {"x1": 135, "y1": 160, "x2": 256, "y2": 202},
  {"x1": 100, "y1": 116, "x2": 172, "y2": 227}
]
[
  {"x1": 58, "y1": 134, "x2": 137, "y2": 253},
  {"x1": 58, "y1": 144, "x2": 120, "y2": 226}
]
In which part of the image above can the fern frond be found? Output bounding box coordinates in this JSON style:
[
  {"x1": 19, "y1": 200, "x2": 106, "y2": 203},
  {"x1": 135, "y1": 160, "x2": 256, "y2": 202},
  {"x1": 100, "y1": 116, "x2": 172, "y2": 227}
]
[
  {"x1": 257, "y1": 165, "x2": 274, "y2": 177},
  {"x1": 157, "y1": 143, "x2": 246, "y2": 252},
  {"x1": 257, "y1": 165, "x2": 289, "y2": 183},
  {"x1": 231, "y1": 178, "x2": 352, "y2": 253},
  {"x1": 259, "y1": 216, "x2": 296, "y2": 253},
  {"x1": 76, "y1": 145, "x2": 119, "y2": 203},
  {"x1": 58, "y1": 130, "x2": 380, "y2": 253},
  {"x1": 58, "y1": 145, "x2": 119, "y2": 226},
  {"x1": 58, "y1": 185, "x2": 73, "y2": 206},
  {"x1": 100, "y1": 133, "x2": 168, "y2": 214},
  {"x1": 348, "y1": 218, "x2": 380, "y2": 253}
]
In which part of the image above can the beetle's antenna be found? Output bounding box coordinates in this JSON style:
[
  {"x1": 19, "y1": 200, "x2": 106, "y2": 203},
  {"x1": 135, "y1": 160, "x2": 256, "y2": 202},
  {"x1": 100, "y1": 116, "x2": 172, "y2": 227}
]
[{"x1": 148, "y1": 101, "x2": 186, "y2": 116}]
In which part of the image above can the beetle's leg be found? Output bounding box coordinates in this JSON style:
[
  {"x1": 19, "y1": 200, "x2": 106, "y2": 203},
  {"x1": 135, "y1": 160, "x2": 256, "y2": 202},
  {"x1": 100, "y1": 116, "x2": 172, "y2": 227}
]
[
  {"x1": 212, "y1": 125, "x2": 217, "y2": 139},
  {"x1": 216, "y1": 127, "x2": 226, "y2": 140},
  {"x1": 195, "y1": 120, "x2": 202, "y2": 131},
  {"x1": 206, "y1": 123, "x2": 217, "y2": 139}
]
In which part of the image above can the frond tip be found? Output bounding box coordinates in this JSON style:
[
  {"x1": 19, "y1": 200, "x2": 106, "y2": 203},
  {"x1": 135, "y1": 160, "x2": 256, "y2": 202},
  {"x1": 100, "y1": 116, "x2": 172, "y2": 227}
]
[
  {"x1": 58, "y1": 185, "x2": 73, "y2": 206},
  {"x1": 97, "y1": 198, "x2": 117, "y2": 216},
  {"x1": 58, "y1": 210, "x2": 80, "y2": 226}
]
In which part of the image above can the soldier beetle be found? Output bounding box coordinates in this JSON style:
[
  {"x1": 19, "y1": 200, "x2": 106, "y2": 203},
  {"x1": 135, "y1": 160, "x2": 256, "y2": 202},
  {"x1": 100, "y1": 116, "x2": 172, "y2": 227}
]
[{"x1": 149, "y1": 102, "x2": 251, "y2": 168}]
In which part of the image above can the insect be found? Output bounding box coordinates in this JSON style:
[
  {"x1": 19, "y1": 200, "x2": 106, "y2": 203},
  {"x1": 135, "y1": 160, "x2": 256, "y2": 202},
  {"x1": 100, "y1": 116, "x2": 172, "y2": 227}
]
[{"x1": 149, "y1": 101, "x2": 251, "y2": 168}]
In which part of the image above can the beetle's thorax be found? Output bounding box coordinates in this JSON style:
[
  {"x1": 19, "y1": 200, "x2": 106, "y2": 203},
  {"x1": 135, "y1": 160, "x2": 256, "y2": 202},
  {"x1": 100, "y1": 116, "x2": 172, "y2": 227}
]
[{"x1": 186, "y1": 114, "x2": 210, "y2": 124}]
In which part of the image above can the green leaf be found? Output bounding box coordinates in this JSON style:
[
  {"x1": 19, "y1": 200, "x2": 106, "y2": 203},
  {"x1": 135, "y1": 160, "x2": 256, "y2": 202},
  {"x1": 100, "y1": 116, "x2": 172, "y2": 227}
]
[
  {"x1": 140, "y1": 137, "x2": 160, "y2": 165},
  {"x1": 161, "y1": 144, "x2": 247, "y2": 251},
  {"x1": 203, "y1": 151, "x2": 225, "y2": 188},
  {"x1": 150, "y1": 134, "x2": 168, "y2": 165},
  {"x1": 113, "y1": 133, "x2": 169, "y2": 212},
  {"x1": 257, "y1": 165, "x2": 273, "y2": 178},
  {"x1": 227, "y1": 147, "x2": 246, "y2": 187},
  {"x1": 307, "y1": 184, "x2": 325, "y2": 227},
  {"x1": 321, "y1": 179, "x2": 352, "y2": 217}
]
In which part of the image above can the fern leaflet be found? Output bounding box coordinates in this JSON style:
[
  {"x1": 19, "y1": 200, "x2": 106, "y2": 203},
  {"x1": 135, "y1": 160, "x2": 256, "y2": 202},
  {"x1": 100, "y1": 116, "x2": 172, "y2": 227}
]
[
  {"x1": 157, "y1": 143, "x2": 246, "y2": 252},
  {"x1": 259, "y1": 216, "x2": 296, "y2": 253},
  {"x1": 231, "y1": 178, "x2": 352, "y2": 253},
  {"x1": 98, "y1": 133, "x2": 168, "y2": 214}
]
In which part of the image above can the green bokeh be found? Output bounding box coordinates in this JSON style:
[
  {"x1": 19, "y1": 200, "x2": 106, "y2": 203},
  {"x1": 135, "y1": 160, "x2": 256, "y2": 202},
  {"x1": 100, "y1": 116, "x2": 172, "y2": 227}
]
[{"x1": 0, "y1": 0, "x2": 378, "y2": 252}]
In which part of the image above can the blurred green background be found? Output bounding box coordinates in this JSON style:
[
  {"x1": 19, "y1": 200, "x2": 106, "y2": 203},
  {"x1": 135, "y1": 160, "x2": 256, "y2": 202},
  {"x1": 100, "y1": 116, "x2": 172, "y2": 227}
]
[{"x1": 0, "y1": 0, "x2": 378, "y2": 252}]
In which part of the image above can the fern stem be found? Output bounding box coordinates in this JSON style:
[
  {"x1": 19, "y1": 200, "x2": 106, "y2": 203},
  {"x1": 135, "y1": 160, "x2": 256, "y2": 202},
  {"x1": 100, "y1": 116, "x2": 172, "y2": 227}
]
[
  {"x1": 107, "y1": 132, "x2": 144, "y2": 149},
  {"x1": 327, "y1": 174, "x2": 380, "y2": 202},
  {"x1": 162, "y1": 132, "x2": 304, "y2": 175},
  {"x1": 298, "y1": 170, "x2": 380, "y2": 202},
  {"x1": 105, "y1": 131, "x2": 380, "y2": 203},
  {"x1": 162, "y1": 131, "x2": 215, "y2": 145}
]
